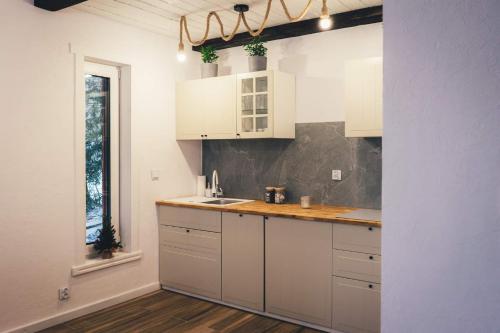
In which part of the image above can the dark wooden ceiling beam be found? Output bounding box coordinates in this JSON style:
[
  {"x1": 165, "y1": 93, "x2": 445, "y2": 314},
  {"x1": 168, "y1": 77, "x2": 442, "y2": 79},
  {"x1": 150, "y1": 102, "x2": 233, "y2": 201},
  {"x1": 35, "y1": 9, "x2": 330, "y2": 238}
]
[
  {"x1": 34, "y1": 0, "x2": 87, "y2": 11},
  {"x1": 192, "y1": 6, "x2": 382, "y2": 52}
]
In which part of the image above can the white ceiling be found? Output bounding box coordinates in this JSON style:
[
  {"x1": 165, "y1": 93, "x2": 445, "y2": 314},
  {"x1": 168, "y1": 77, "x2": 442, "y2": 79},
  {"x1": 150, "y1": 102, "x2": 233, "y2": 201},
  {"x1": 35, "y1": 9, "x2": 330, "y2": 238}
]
[{"x1": 76, "y1": 0, "x2": 382, "y2": 40}]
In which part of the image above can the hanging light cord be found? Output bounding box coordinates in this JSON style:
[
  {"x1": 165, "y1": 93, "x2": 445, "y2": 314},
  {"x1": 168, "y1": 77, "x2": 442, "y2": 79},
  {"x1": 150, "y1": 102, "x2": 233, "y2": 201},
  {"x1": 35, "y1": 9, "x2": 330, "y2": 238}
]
[{"x1": 179, "y1": 0, "x2": 318, "y2": 47}]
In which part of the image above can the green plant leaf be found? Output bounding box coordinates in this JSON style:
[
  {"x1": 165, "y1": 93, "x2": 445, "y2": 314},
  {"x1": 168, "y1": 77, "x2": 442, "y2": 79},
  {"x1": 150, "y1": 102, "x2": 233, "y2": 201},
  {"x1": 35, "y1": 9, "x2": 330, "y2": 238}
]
[
  {"x1": 243, "y1": 36, "x2": 268, "y2": 57},
  {"x1": 93, "y1": 216, "x2": 122, "y2": 253},
  {"x1": 200, "y1": 46, "x2": 219, "y2": 63}
]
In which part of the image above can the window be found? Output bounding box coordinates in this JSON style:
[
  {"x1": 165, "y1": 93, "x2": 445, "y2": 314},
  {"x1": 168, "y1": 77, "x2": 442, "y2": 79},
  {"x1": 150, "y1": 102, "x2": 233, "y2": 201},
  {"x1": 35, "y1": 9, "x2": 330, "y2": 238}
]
[
  {"x1": 84, "y1": 62, "x2": 120, "y2": 245},
  {"x1": 71, "y1": 51, "x2": 138, "y2": 273}
]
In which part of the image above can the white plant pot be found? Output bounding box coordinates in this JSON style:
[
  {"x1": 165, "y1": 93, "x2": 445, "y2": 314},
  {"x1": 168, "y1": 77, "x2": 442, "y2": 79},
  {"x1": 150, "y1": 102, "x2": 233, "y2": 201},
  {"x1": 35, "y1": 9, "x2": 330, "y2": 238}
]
[
  {"x1": 201, "y1": 63, "x2": 218, "y2": 78},
  {"x1": 248, "y1": 56, "x2": 267, "y2": 72}
]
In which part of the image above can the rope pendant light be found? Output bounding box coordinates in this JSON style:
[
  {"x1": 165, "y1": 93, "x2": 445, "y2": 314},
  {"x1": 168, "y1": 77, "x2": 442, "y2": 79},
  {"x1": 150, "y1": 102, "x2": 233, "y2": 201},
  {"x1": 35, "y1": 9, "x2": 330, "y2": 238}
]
[{"x1": 177, "y1": 0, "x2": 332, "y2": 62}]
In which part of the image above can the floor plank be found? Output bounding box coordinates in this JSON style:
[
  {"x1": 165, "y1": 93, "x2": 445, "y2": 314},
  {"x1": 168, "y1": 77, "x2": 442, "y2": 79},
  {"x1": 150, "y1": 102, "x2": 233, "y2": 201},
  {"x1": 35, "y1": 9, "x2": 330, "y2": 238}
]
[{"x1": 38, "y1": 290, "x2": 325, "y2": 333}]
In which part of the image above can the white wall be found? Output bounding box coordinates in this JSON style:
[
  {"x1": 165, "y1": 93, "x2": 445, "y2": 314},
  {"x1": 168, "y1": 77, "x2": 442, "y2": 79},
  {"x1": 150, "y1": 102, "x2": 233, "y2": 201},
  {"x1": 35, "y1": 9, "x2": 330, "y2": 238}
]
[
  {"x1": 0, "y1": 1, "x2": 200, "y2": 332},
  {"x1": 383, "y1": 0, "x2": 500, "y2": 332},
  {"x1": 204, "y1": 23, "x2": 383, "y2": 123}
]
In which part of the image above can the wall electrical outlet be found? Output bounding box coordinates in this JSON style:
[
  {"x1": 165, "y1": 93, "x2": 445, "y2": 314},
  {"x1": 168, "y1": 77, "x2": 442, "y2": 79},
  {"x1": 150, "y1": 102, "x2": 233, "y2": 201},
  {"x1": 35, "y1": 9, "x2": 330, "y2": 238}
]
[
  {"x1": 332, "y1": 170, "x2": 342, "y2": 181},
  {"x1": 59, "y1": 287, "x2": 70, "y2": 301}
]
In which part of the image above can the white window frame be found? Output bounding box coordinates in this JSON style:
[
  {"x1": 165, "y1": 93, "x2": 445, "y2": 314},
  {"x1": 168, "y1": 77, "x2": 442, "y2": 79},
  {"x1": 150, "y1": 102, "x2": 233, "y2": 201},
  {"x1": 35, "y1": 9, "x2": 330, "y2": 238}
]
[
  {"x1": 71, "y1": 44, "x2": 141, "y2": 273},
  {"x1": 84, "y1": 62, "x2": 120, "y2": 254}
]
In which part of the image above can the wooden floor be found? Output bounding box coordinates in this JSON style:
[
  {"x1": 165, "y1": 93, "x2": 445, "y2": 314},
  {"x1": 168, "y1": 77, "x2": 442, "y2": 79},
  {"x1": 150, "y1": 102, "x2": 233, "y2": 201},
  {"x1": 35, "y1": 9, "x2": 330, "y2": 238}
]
[{"x1": 39, "y1": 290, "x2": 324, "y2": 333}]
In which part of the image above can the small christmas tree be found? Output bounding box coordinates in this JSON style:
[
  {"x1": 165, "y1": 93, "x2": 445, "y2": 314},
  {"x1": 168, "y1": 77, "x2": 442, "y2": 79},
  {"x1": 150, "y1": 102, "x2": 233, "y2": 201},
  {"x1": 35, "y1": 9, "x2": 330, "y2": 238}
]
[{"x1": 94, "y1": 216, "x2": 122, "y2": 259}]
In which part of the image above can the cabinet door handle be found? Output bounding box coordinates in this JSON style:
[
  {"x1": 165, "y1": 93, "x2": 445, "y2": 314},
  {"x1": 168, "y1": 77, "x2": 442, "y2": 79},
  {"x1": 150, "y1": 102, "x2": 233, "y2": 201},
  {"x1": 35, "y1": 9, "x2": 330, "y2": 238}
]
[
  {"x1": 368, "y1": 284, "x2": 373, "y2": 289},
  {"x1": 200, "y1": 135, "x2": 203, "y2": 138},
  {"x1": 264, "y1": 216, "x2": 269, "y2": 220},
  {"x1": 239, "y1": 214, "x2": 243, "y2": 217},
  {"x1": 368, "y1": 227, "x2": 373, "y2": 231},
  {"x1": 369, "y1": 256, "x2": 374, "y2": 260},
  {"x1": 186, "y1": 229, "x2": 190, "y2": 233}
]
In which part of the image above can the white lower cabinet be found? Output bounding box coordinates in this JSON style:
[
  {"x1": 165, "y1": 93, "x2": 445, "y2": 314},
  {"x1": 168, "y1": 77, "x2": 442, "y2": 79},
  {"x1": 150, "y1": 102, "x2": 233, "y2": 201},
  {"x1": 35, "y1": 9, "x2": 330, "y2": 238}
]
[
  {"x1": 265, "y1": 217, "x2": 333, "y2": 327},
  {"x1": 332, "y1": 223, "x2": 381, "y2": 333},
  {"x1": 332, "y1": 277, "x2": 381, "y2": 333},
  {"x1": 159, "y1": 225, "x2": 221, "y2": 299},
  {"x1": 158, "y1": 206, "x2": 382, "y2": 332},
  {"x1": 221, "y1": 213, "x2": 264, "y2": 311}
]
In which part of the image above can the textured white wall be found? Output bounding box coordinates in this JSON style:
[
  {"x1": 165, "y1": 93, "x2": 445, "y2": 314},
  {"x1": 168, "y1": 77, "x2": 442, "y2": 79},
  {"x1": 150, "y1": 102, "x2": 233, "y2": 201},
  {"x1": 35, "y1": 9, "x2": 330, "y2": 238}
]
[
  {"x1": 0, "y1": 2, "x2": 200, "y2": 332},
  {"x1": 383, "y1": 0, "x2": 500, "y2": 332},
  {"x1": 184, "y1": 23, "x2": 383, "y2": 123}
]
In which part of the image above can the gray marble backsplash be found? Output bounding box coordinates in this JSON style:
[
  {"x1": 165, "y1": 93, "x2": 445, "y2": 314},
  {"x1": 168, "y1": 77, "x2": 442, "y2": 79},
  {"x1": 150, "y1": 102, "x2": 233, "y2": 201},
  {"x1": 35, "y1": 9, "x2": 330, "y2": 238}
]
[{"x1": 202, "y1": 122, "x2": 382, "y2": 209}]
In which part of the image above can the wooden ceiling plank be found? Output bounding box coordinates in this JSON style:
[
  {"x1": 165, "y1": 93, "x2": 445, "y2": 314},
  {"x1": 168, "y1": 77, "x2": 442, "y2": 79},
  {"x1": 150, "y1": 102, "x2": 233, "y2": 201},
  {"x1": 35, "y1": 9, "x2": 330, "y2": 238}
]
[
  {"x1": 88, "y1": 0, "x2": 208, "y2": 34},
  {"x1": 358, "y1": 0, "x2": 383, "y2": 7},
  {"x1": 182, "y1": 0, "x2": 217, "y2": 13},
  {"x1": 333, "y1": 0, "x2": 350, "y2": 13},
  {"x1": 77, "y1": 2, "x2": 176, "y2": 35},
  {"x1": 75, "y1": 0, "x2": 382, "y2": 40},
  {"x1": 156, "y1": 0, "x2": 204, "y2": 15},
  {"x1": 120, "y1": 0, "x2": 207, "y2": 29},
  {"x1": 114, "y1": 0, "x2": 177, "y2": 20},
  {"x1": 82, "y1": 0, "x2": 183, "y2": 33}
]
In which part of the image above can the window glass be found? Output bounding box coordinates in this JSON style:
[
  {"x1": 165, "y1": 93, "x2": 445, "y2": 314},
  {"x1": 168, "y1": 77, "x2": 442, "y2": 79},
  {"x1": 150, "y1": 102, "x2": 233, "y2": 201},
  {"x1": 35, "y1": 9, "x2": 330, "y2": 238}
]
[{"x1": 85, "y1": 74, "x2": 111, "y2": 244}]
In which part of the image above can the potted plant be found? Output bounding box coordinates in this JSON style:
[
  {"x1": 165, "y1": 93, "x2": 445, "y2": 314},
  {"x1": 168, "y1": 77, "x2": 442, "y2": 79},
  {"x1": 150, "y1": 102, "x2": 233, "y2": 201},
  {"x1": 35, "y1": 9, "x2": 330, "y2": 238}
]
[
  {"x1": 93, "y1": 216, "x2": 122, "y2": 259},
  {"x1": 244, "y1": 36, "x2": 268, "y2": 72},
  {"x1": 200, "y1": 45, "x2": 219, "y2": 78}
]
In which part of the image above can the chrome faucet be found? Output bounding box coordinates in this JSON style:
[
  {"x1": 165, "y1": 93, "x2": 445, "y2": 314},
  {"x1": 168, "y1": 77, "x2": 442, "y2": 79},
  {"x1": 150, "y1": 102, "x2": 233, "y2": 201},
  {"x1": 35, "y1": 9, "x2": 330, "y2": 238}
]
[{"x1": 211, "y1": 170, "x2": 223, "y2": 198}]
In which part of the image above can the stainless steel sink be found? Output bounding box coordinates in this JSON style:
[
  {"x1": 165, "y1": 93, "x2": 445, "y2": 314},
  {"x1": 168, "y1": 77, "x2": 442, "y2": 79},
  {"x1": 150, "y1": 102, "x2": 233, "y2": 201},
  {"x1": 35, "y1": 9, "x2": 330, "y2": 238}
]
[{"x1": 201, "y1": 199, "x2": 245, "y2": 205}]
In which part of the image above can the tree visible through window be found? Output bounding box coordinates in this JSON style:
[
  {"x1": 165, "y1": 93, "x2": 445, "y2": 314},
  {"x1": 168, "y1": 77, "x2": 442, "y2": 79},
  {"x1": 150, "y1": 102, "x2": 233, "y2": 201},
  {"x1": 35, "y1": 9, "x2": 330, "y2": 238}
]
[{"x1": 85, "y1": 74, "x2": 111, "y2": 244}]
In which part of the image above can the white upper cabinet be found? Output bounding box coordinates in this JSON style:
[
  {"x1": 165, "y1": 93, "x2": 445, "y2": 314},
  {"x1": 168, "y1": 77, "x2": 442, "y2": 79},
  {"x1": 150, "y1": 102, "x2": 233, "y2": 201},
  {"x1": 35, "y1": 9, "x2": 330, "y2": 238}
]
[
  {"x1": 345, "y1": 57, "x2": 383, "y2": 137},
  {"x1": 176, "y1": 71, "x2": 295, "y2": 140},
  {"x1": 176, "y1": 75, "x2": 237, "y2": 140}
]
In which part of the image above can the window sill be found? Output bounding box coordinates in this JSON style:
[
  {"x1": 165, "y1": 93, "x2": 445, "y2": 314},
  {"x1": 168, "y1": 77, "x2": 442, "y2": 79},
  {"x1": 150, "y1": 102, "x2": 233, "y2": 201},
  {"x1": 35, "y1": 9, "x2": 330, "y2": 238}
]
[{"x1": 71, "y1": 250, "x2": 142, "y2": 277}]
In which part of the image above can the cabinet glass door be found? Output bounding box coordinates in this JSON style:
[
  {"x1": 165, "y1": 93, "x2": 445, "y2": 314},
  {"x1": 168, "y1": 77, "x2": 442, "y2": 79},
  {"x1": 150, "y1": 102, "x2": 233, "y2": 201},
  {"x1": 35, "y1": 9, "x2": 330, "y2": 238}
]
[{"x1": 237, "y1": 72, "x2": 273, "y2": 138}]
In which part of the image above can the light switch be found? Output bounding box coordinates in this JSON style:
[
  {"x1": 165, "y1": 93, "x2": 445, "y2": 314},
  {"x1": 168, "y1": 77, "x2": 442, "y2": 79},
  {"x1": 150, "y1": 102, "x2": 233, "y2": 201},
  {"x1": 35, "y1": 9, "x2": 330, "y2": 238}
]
[
  {"x1": 151, "y1": 170, "x2": 160, "y2": 181},
  {"x1": 332, "y1": 170, "x2": 342, "y2": 180}
]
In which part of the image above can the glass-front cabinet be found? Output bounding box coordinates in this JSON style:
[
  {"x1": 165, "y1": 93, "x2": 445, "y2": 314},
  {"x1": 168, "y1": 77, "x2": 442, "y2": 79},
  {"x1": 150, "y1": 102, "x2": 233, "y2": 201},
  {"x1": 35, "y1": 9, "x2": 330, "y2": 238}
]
[{"x1": 237, "y1": 71, "x2": 274, "y2": 138}]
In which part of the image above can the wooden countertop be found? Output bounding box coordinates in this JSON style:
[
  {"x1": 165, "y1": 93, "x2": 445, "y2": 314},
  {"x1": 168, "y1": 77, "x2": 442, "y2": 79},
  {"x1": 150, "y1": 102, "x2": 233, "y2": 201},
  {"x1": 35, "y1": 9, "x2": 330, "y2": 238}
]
[{"x1": 155, "y1": 199, "x2": 381, "y2": 227}]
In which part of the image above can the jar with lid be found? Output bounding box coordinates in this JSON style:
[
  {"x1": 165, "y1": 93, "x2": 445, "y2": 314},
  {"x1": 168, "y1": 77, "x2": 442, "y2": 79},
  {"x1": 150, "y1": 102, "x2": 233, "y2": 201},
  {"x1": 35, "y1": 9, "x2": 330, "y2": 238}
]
[
  {"x1": 274, "y1": 187, "x2": 286, "y2": 204},
  {"x1": 265, "y1": 187, "x2": 275, "y2": 203}
]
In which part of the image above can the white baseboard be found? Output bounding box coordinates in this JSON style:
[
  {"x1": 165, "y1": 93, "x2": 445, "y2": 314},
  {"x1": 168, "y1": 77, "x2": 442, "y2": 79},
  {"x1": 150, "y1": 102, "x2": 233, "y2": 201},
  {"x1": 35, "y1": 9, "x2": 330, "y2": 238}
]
[{"x1": 4, "y1": 282, "x2": 160, "y2": 333}]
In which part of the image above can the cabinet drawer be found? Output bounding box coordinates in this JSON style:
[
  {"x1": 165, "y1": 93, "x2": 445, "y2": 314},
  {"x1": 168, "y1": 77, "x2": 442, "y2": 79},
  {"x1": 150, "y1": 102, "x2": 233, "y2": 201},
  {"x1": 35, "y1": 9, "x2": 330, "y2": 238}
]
[
  {"x1": 332, "y1": 223, "x2": 381, "y2": 255},
  {"x1": 159, "y1": 225, "x2": 221, "y2": 299},
  {"x1": 333, "y1": 249, "x2": 381, "y2": 283},
  {"x1": 332, "y1": 277, "x2": 380, "y2": 333},
  {"x1": 158, "y1": 206, "x2": 221, "y2": 232}
]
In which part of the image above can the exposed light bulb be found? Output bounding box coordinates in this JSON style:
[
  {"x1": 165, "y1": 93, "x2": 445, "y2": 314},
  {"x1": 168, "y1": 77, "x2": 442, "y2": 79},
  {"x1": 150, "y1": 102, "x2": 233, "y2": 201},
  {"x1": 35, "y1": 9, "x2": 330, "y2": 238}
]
[
  {"x1": 177, "y1": 42, "x2": 186, "y2": 62},
  {"x1": 318, "y1": 0, "x2": 332, "y2": 31},
  {"x1": 177, "y1": 51, "x2": 186, "y2": 62},
  {"x1": 319, "y1": 16, "x2": 333, "y2": 30}
]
